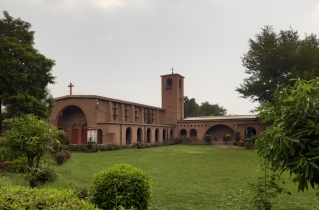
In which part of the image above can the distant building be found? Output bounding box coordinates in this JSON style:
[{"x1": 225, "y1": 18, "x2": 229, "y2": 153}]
[{"x1": 47, "y1": 73, "x2": 266, "y2": 145}]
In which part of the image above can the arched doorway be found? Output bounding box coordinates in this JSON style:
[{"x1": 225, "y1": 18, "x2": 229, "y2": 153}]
[
  {"x1": 147, "y1": 128, "x2": 151, "y2": 143},
  {"x1": 137, "y1": 128, "x2": 142, "y2": 142},
  {"x1": 126, "y1": 127, "x2": 132, "y2": 145},
  {"x1": 97, "y1": 129, "x2": 102, "y2": 144},
  {"x1": 245, "y1": 127, "x2": 257, "y2": 139},
  {"x1": 205, "y1": 124, "x2": 234, "y2": 142},
  {"x1": 57, "y1": 105, "x2": 87, "y2": 145},
  {"x1": 190, "y1": 129, "x2": 197, "y2": 138},
  {"x1": 81, "y1": 124, "x2": 87, "y2": 144},
  {"x1": 163, "y1": 129, "x2": 167, "y2": 141},
  {"x1": 180, "y1": 129, "x2": 187, "y2": 137},
  {"x1": 155, "y1": 129, "x2": 159, "y2": 142}
]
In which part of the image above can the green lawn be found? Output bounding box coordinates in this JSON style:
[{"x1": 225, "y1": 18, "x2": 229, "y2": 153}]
[{"x1": 2, "y1": 145, "x2": 319, "y2": 209}]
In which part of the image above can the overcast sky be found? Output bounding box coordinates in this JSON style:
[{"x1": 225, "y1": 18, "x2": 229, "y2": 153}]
[{"x1": 2, "y1": 0, "x2": 319, "y2": 115}]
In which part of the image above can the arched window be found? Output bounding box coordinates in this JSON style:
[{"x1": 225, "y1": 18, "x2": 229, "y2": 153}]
[
  {"x1": 166, "y1": 78, "x2": 173, "y2": 89},
  {"x1": 163, "y1": 129, "x2": 167, "y2": 141},
  {"x1": 180, "y1": 129, "x2": 187, "y2": 137},
  {"x1": 147, "y1": 128, "x2": 151, "y2": 143},
  {"x1": 190, "y1": 129, "x2": 197, "y2": 138},
  {"x1": 126, "y1": 127, "x2": 132, "y2": 145},
  {"x1": 155, "y1": 129, "x2": 159, "y2": 142},
  {"x1": 137, "y1": 128, "x2": 142, "y2": 142}
]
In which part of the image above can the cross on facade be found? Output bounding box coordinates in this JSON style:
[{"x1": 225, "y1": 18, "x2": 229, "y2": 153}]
[
  {"x1": 171, "y1": 68, "x2": 174, "y2": 74},
  {"x1": 68, "y1": 82, "x2": 74, "y2": 95}
]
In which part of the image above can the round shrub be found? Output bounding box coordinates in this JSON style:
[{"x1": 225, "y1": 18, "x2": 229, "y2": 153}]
[
  {"x1": 91, "y1": 163, "x2": 152, "y2": 210},
  {"x1": 52, "y1": 150, "x2": 71, "y2": 165},
  {"x1": 204, "y1": 134, "x2": 212, "y2": 143}
]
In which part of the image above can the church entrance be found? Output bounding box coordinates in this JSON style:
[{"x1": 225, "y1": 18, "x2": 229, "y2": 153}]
[{"x1": 57, "y1": 105, "x2": 87, "y2": 145}]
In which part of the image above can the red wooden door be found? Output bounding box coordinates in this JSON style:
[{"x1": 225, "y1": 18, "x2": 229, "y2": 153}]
[{"x1": 72, "y1": 129, "x2": 78, "y2": 144}]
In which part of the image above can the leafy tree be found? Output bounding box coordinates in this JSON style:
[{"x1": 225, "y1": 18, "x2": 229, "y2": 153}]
[
  {"x1": 236, "y1": 26, "x2": 319, "y2": 103},
  {"x1": 257, "y1": 78, "x2": 319, "y2": 192},
  {"x1": 184, "y1": 96, "x2": 199, "y2": 117},
  {"x1": 234, "y1": 131, "x2": 241, "y2": 142},
  {"x1": 0, "y1": 114, "x2": 65, "y2": 188},
  {"x1": 198, "y1": 101, "x2": 227, "y2": 116},
  {"x1": 0, "y1": 11, "x2": 56, "y2": 131},
  {"x1": 223, "y1": 133, "x2": 232, "y2": 145},
  {"x1": 204, "y1": 134, "x2": 212, "y2": 143}
]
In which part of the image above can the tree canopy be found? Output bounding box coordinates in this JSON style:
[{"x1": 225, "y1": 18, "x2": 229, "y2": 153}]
[
  {"x1": 184, "y1": 96, "x2": 227, "y2": 117},
  {"x1": 257, "y1": 78, "x2": 319, "y2": 192},
  {"x1": 236, "y1": 26, "x2": 319, "y2": 103},
  {"x1": 0, "y1": 11, "x2": 56, "y2": 130}
]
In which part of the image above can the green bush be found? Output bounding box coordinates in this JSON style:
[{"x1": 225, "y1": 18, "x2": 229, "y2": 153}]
[
  {"x1": 52, "y1": 150, "x2": 70, "y2": 165},
  {"x1": 91, "y1": 163, "x2": 152, "y2": 210},
  {"x1": 204, "y1": 134, "x2": 212, "y2": 143},
  {"x1": 28, "y1": 165, "x2": 57, "y2": 185},
  {"x1": 232, "y1": 141, "x2": 238, "y2": 146},
  {"x1": 223, "y1": 134, "x2": 232, "y2": 144},
  {"x1": 0, "y1": 147, "x2": 17, "y2": 163},
  {"x1": 6, "y1": 157, "x2": 28, "y2": 173},
  {"x1": 67, "y1": 144, "x2": 127, "y2": 153},
  {"x1": 0, "y1": 186, "x2": 97, "y2": 209},
  {"x1": 63, "y1": 150, "x2": 71, "y2": 159},
  {"x1": 234, "y1": 131, "x2": 241, "y2": 142},
  {"x1": 133, "y1": 142, "x2": 147, "y2": 149},
  {"x1": 74, "y1": 185, "x2": 90, "y2": 200},
  {"x1": 244, "y1": 142, "x2": 252, "y2": 149}
]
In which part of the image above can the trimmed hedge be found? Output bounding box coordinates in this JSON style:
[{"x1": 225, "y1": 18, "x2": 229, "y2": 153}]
[
  {"x1": 67, "y1": 144, "x2": 128, "y2": 153},
  {"x1": 0, "y1": 186, "x2": 97, "y2": 209},
  {"x1": 91, "y1": 163, "x2": 152, "y2": 210}
]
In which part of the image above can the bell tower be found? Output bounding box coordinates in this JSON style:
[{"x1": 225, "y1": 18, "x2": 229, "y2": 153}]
[{"x1": 161, "y1": 70, "x2": 184, "y2": 125}]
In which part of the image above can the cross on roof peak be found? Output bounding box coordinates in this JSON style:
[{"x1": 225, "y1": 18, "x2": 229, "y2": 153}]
[{"x1": 68, "y1": 82, "x2": 74, "y2": 95}]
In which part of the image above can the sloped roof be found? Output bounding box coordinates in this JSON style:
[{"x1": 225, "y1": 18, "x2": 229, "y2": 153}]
[
  {"x1": 183, "y1": 115, "x2": 258, "y2": 121},
  {"x1": 54, "y1": 95, "x2": 164, "y2": 110}
]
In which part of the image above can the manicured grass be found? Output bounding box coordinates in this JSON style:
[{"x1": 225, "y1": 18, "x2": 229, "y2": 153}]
[{"x1": 2, "y1": 145, "x2": 319, "y2": 209}]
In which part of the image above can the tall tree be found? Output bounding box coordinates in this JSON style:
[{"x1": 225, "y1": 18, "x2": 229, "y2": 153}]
[
  {"x1": 184, "y1": 96, "x2": 199, "y2": 118},
  {"x1": 0, "y1": 11, "x2": 55, "y2": 131},
  {"x1": 236, "y1": 26, "x2": 319, "y2": 103},
  {"x1": 198, "y1": 101, "x2": 227, "y2": 116}
]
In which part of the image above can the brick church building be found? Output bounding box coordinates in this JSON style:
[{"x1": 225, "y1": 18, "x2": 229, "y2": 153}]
[{"x1": 47, "y1": 73, "x2": 266, "y2": 145}]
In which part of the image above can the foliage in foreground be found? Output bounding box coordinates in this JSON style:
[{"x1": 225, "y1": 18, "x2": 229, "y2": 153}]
[
  {"x1": 0, "y1": 186, "x2": 97, "y2": 209},
  {"x1": 258, "y1": 78, "x2": 319, "y2": 192},
  {"x1": 0, "y1": 114, "x2": 65, "y2": 188},
  {"x1": 91, "y1": 163, "x2": 152, "y2": 210},
  {"x1": 248, "y1": 164, "x2": 291, "y2": 210}
]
